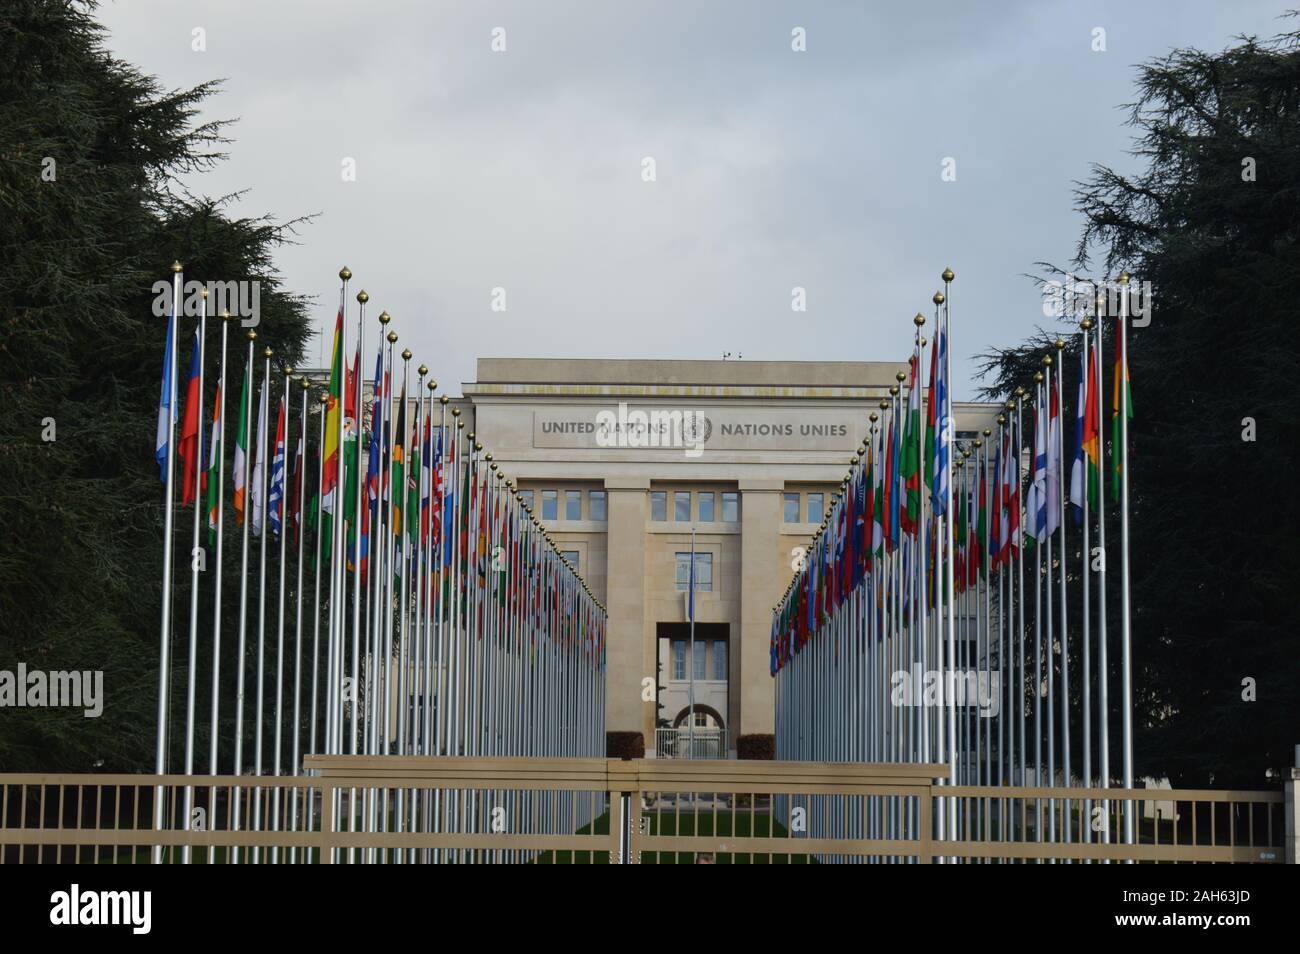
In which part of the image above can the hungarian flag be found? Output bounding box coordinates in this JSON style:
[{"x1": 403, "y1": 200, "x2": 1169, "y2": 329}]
[
  {"x1": 320, "y1": 308, "x2": 344, "y2": 515},
  {"x1": 1111, "y1": 322, "x2": 1133, "y2": 497},
  {"x1": 901, "y1": 354, "x2": 921, "y2": 534},
  {"x1": 156, "y1": 303, "x2": 175, "y2": 483},
  {"x1": 233, "y1": 359, "x2": 251, "y2": 527},
  {"x1": 205, "y1": 382, "x2": 222, "y2": 545},
  {"x1": 178, "y1": 328, "x2": 202, "y2": 507}
]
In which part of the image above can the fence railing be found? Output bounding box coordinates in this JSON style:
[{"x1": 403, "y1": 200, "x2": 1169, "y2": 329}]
[
  {"x1": 0, "y1": 760, "x2": 1286, "y2": 864},
  {"x1": 654, "y1": 728, "x2": 729, "y2": 760}
]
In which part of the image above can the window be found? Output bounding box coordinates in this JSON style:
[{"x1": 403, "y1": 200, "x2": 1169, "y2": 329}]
[
  {"x1": 721, "y1": 492, "x2": 739, "y2": 522},
  {"x1": 562, "y1": 549, "x2": 579, "y2": 570},
  {"x1": 650, "y1": 491, "x2": 667, "y2": 521},
  {"x1": 672, "y1": 641, "x2": 685, "y2": 680},
  {"x1": 807, "y1": 492, "x2": 824, "y2": 524},
  {"x1": 541, "y1": 490, "x2": 557, "y2": 521},
  {"x1": 519, "y1": 489, "x2": 534, "y2": 513},
  {"x1": 783, "y1": 492, "x2": 800, "y2": 523},
  {"x1": 589, "y1": 490, "x2": 606, "y2": 521},
  {"x1": 713, "y1": 641, "x2": 727, "y2": 681},
  {"x1": 693, "y1": 641, "x2": 706, "y2": 680},
  {"x1": 675, "y1": 552, "x2": 713, "y2": 591},
  {"x1": 565, "y1": 490, "x2": 582, "y2": 521},
  {"x1": 674, "y1": 491, "x2": 691, "y2": 522},
  {"x1": 698, "y1": 491, "x2": 715, "y2": 522}
]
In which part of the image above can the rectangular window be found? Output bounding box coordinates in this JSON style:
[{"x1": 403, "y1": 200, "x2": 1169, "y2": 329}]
[
  {"x1": 519, "y1": 489, "x2": 534, "y2": 513},
  {"x1": 783, "y1": 492, "x2": 800, "y2": 523},
  {"x1": 674, "y1": 491, "x2": 691, "y2": 522},
  {"x1": 698, "y1": 491, "x2": 715, "y2": 522},
  {"x1": 562, "y1": 549, "x2": 579, "y2": 570},
  {"x1": 589, "y1": 490, "x2": 606, "y2": 521},
  {"x1": 807, "y1": 492, "x2": 824, "y2": 524},
  {"x1": 675, "y1": 552, "x2": 713, "y2": 591},
  {"x1": 713, "y1": 641, "x2": 727, "y2": 681},
  {"x1": 541, "y1": 489, "x2": 557, "y2": 521},
  {"x1": 565, "y1": 489, "x2": 582, "y2": 521},
  {"x1": 650, "y1": 491, "x2": 667, "y2": 521},
  {"x1": 721, "y1": 492, "x2": 739, "y2": 522},
  {"x1": 672, "y1": 641, "x2": 685, "y2": 680},
  {"x1": 693, "y1": 641, "x2": 706, "y2": 681}
]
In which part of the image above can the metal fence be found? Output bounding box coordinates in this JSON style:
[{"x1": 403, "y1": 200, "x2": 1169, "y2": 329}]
[
  {"x1": 0, "y1": 759, "x2": 1286, "y2": 864},
  {"x1": 654, "y1": 728, "x2": 729, "y2": 760}
]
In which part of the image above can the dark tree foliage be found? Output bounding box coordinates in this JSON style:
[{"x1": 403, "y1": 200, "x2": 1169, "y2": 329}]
[
  {"x1": 0, "y1": 1, "x2": 313, "y2": 772},
  {"x1": 976, "y1": 24, "x2": 1300, "y2": 788}
]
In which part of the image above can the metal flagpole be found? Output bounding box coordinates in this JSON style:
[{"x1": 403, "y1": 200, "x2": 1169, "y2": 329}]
[
  {"x1": 153, "y1": 261, "x2": 182, "y2": 865},
  {"x1": 1094, "y1": 290, "x2": 1111, "y2": 844},
  {"x1": 1014, "y1": 388, "x2": 1027, "y2": 829},
  {"x1": 941, "y1": 267, "x2": 957, "y2": 847},
  {"x1": 231, "y1": 329, "x2": 256, "y2": 862},
  {"x1": 1054, "y1": 338, "x2": 1072, "y2": 845},
  {"x1": 1032, "y1": 373, "x2": 1044, "y2": 845},
  {"x1": 181, "y1": 290, "x2": 206, "y2": 864},
  {"x1": 1079, "y1": 319, "x2": 1094, "y2": 845},
  {"x1": 289, "y1": 375, "x2": 309, "y2": 856},
  {"x1": 688, "y1": 525, "x2": 696, "y2": 755},
  {"x1": 271, "y1": 364, "x2": 293, "y2": 858},
  {"x1": 252, "y1": 345, "x2": 272, "y2": 860},
  {"x1": 351, "y1": 290, "x2": 368, "y2": 758},
  {"x1": 1117, "y1": 271, "x2": 1135, "y2": 847},
  {"x1": 209, "y1": 311, "x2": 231, "y2": 782}
]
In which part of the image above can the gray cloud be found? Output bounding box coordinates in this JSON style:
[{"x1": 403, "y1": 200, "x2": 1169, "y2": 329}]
[{"x1": 99, "y1": 0, "x2": 1286, "y2": 397}]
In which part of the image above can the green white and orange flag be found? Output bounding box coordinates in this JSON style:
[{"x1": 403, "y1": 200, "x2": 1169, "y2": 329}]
[
  {"x1": 233, "y1": 359, "x2": 251, "y2": 526},
  {"x1": 320, "y1": 307, "x2": 344, "y2": 515},
  {"x1": 1111, "y1": 322, "x2": 1133, "y2": 497},
  {"x1": 205, "y1": 382, "x2": 222, "y2": 545}
]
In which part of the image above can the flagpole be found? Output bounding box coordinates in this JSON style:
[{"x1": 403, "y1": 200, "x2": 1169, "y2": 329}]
[
  {"x1": 231, "y1": 329, "x2": 256, "y2": 862},
  {"x1": 940, "y1": 267, "x2": 957, "y2": 850},
  {"x1": 289, "y1": 374, "x2": 309, "y2": 857},
  {"x1": 1014, "y1": 387, "x2": 1026, "y2": 828},
  {"x1": 271, "y1": 364, "x2": 292, "y2": 860},
  {"x1": 209, "y1": 311, "x2": 230, "y2": 782},
  {"x1": 179, "y1": 288, "x2": 207, "y2": 865},
  {"x1": 350, "y1": 288, "x2": 368, "y2": 761},
  {"x1": 1079, "y1": 318, "x2": 1094, "y2": 845},
  {"x1": 153, "y1": 261, "x2": 182, "y2": 865},
  {"x1": 688, "y1": 524, "x2": 696, "y2": 755},
  {"x1": 1117, "y1": 271, "x2": 1135, "y2": 848},
  {"x1": 1032, "y1": 373, "x2": 1044, "y2": 847},
  {"x1": 1094, "y1": 290, "x2": 1111, "y2": 845},
  {"x1": 1054, "y1": 337, "x2": 1072, "y2": 845},
  {"x1": 310, "y1": 392, "x2": 328, "y2": 764},
  {"x1": 252, "y1": 345, "x2": 272, "y2": 861}
]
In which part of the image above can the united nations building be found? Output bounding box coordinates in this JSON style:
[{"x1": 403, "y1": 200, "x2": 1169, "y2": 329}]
[{"x1": 453, "y1": 358, "x2": 999, "y2": 754}]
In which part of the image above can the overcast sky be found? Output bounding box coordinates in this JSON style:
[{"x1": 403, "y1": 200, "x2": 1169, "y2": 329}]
[{"x1": 98, "y1": 0, "x2": 1288, "y2": 399}]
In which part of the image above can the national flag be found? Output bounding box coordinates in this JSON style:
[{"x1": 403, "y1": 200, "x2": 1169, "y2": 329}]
[
  {"x1": 1111, "y1": 322, "x2": 1133, "y2": 497},
  {"x1": 178, "y1": 328, "x2": 202, "y2": 507},
  {"x1": 205, "y1": 383, "x2": 222, "y2": 546},
  {"x1": 155, "y1": 303, "x2": 175, "y2": 482},
  {"x1": 320, "y1": 308, "x2": 344, "y2": 515},
  {"x1": 1082, "y1": 340, "x2": 1101, "y2": 509},
  {"x1": 1029, "y1": 384, "x2": 1048, "y2": 544},
  {"x1": 976, "y1": 454, "x2": 988, "y2": 579},
  {"x1": 233, "y1": 360, "x2": 251, "y2": 527},
  {"x1": 1069, "y1": 347, "x2": 1087, "y2": 523},
  {"x1": 392, "y1": 384, "x2": 407, "y2": 540},
  {"x1": 290, "y1": 429, "x2": 304, "y2": 545},
  {"x1": 251, "y1": 381, "x2": 268, "y2": 537},
  {"x1": 990, "y1": 429, "x2": 1003, "y2": 568},
  {"x1": 267, "y1": 398, "x2": 286, "y2": 538},
  {"x1": 931, "y1": 323, "x2": 949, "y2": 516},
  {"x1": 901, "y1": 354, "x2": 921, "y2": 535}
]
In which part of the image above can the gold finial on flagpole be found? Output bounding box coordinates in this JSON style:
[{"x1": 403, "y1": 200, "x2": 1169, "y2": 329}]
[
  {"x1": 1043, "y1": 354, "x2": 1053, "y2": 367},
  {"x1": 942, "y1": 266, "x2": 955, "y2": 283},
  {"x1": 1081, "y1": 318, "x2": 1094, "y2": 330},
  {"x1": 284, "y1": 365, "x2": 294, "y2": 377},
  {"x1": 933, "y1": 291, "x2": 944, "y2": 306},
  {"x1": 428, "y1": 380, "x2": 437, "y2": 392},
  {"x1": 897, "y1": 371, "x2": 907, "y2": 383},
  {"x1": 1054, "y1": 339, "x2": 1065, "y2": 351},
  {"x1": 248, "y1": 330, "x2": 257, "y2": 341},
  {"x1": 357, "y1": 289, "x2": 369, "y2": 304},
  {"x1": 914, "y1": 313, "x2": 925, "y2": 327},
  {"x1": 983, "y1": 428, "x2": 991, "y2": 437},
  {"x1": 379, "y1": 310, "x2": 390, "y2": 325},
  {"x1": 1033, "y1": 372, "x2": 1043, "y2": 383},
  {"x1": 339, "y1": 266, "x2": 352, "y2": 281},
  {"x1": 440, "y1": 395, "x2": 449, "y2": 405},
  {"x1": 387, "y1": 331, "x2": 398, "y2": 344},
  {"x1": 171, "y1": 261, "x2": 183, "y2": 274},
  {"x1": 221, "y1": 309, "x2": 231, "y2": 322},
  {"x1": 418, "y1": 364, "x2": 428, "y2": 376},
  {"x1": 401, "y1": 348, "x2": 412, "y2": 361},
  {"x1": 264, "y1": 347, "x2": 274, "y2": 359},
  {"x1": 1117, "y1": 271, "x2": 1130, "y2": 285},
  {"x1": 890, "y1": 385, "x2": 899, "y2": 396},
  {"x1": 319, "y1": 392, "x2": 329, "y2": 405}
]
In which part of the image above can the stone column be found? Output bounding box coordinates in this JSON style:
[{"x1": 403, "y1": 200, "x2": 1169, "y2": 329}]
[
  {"x1": 604, "y1": 478, "x2": 649, "y2": 742},
  {"x1": 738, "y1": 479, "x2": 783, "y2": 740}
]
